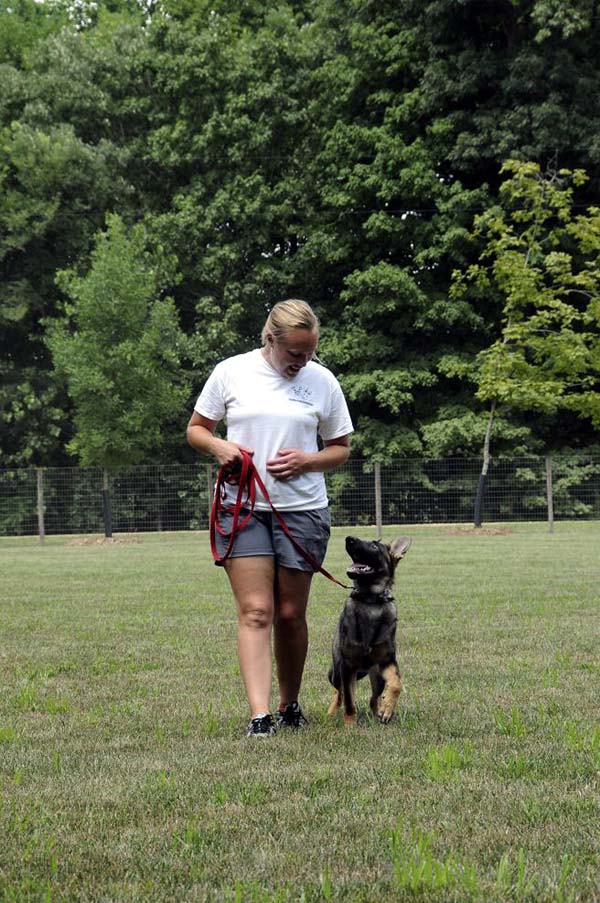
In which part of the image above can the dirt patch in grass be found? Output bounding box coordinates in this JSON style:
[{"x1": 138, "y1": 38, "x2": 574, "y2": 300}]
[
  {"x1": 69, "y1": 536, "x2": 142, "y2": 546},
  {"x1": 441, "y1": 525, "x2": 515, "y2": 536}
]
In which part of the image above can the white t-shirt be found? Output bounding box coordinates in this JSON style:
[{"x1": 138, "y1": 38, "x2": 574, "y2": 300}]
[{"x1": 195, "y1": 349, "x2": 354, "y2": 511}]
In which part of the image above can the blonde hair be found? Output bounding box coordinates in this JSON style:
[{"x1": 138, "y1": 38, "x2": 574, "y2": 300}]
[{"x1": 261, "y1": 299, "x2": 320, "y2": 345}]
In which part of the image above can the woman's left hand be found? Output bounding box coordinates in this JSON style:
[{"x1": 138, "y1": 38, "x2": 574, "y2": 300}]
[{"x1": 266, "y1": 448, "x2": 311, "y2": 481}]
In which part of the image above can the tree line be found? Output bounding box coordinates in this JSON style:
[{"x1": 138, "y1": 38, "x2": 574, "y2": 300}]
[{"x1": 1, "y1": 0, "x2": 599, "y2": 471}]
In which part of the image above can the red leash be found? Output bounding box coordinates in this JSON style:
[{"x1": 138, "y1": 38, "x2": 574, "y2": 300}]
[{"x1": 209, "y1": 450, "x2": 350, "y2": 589}]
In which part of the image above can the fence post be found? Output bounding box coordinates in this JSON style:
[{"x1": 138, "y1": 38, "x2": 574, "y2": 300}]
[
  {"x1": 101, "y1": 468, "x2": 113, "y2": 539},
  {"x1": 36, "y1": 467, "x2": 45, "y2": 545},
  {"x1": 374, "y1": 462, "x2": 382, "y2": 539},
  {"x1": 545, "y1": 456, "x2": 554, "y2": 534},
  {"x1": 156, "y1": 469, "x2": 163, "y2": 532}
]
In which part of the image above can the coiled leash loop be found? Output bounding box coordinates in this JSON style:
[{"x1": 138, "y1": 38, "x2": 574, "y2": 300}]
[{"x1": 209, "y1": 449, "x2": 350, "y2": 589}]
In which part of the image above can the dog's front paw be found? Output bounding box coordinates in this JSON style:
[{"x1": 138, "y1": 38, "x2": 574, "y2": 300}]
[
  {"x1": 343, "y1": 713, "x2": 357, "y2": 726},
  {"x1": 327, "y1": 690, "x2": 342, "y2": 716}
]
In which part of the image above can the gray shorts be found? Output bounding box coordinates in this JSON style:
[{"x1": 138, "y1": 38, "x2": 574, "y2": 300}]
[{"x1": 214, "y1": 507, "x2": 331, "y2": 572}]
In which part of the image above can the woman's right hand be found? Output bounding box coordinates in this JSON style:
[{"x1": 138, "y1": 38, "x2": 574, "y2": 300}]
[
  {"x1": 213, "y1": 439, "x2": 253, "y2": 478},
  {"x1": 186, "y1": 413, "x2": 253, "y2": 475}
]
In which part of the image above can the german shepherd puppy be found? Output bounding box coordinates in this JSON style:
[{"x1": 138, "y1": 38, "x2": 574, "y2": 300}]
[{"x1": 328, "y1": 535, "x2": 411, "y2": 725}]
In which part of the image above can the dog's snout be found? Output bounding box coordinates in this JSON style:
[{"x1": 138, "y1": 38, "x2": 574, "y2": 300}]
[{"x1": 345, "y1": 536, "x2": 359, "y2": 552}]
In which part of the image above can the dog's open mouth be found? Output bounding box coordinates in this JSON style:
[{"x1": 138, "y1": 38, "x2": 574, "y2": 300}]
[{"x1": 346, "y1": 563, "x2": 375, "y2": 577}]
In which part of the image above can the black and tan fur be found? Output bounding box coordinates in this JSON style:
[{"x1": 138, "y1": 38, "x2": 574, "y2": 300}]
[{"x1": 327, "y1": 535, "x2": 411, "y2": 725}]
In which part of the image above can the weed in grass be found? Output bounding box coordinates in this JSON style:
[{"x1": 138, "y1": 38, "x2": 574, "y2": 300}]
[
  {"x1": 494, "y1": 704, "x2": 528, "y2": 737},
  {"x1": 307, "y1": 706, "x2": 330, "y2": 726},
  {"x1": 563, "y1": 720, "x2": 581, "y2": 749},
  {"x1": 181, "y1": 717, "x2": 192, "y2": 737},
  {"x1": 229, "y1": 881, "x2": 299, "y2": 903},
  {"x1": 43, "y1": 694, "x2": 71, "y2": 715},
  {"x1": 424, "y1": 741, "x2": 472, "y2": 780},
  {"x1": 495, "y1": 847, "x2": 539, "y2": 899},
  {"x1": 390, "y1": 823, "x2": 479, "y2": 896},
  {"x1": 308, "y1": 768, "x2": 332, "y2": 799},
  {"x1": 109, "y1": 700, "x2": 144, "y2": 718},
  {"x1": 395, "y1": 700, "x2": 423, "y2": 731},
  {"x1": 581, "y1": 661, "x2": 600, "y2": 676},
  {"x1": 563, "y1": 720, "x2": 600, "y2": 766},
  {"x1": 198, "y1": 702, "x2": 220, "y2": 737},
  {"x1": 499, "y1": 752, "x2": 534, "y2": 780},
  {"x1": 10, "y1": 684, "x2": 70, "y2": 717},
  {"x1": 589, "y1": 728, "x2": 600, "y2": 762},
  {"x1": 555, "y1": 651, "x2": 572, "y2": 669},
  {"x1": 0, "y1": 725, "x2": 18, "y2": 743},
  {"x1": 519, "y1": 799, "x2": 545, "y2": 825},
  {"x1": 543, "y1": 665, "x2": 561, "y2": 688},
  {"x1": 52, "y1": 751, "x2": 62, "y2": 775},
  {"x1": 554, "y1": 854, "x2": 578, "y2": 903},
  {"x1": 1, "y1": 876, "x2": 55, "y2": 903},
  {"x1": 319, "y1": 866, "x2": 333, "y2": 901},
  {"x1": 539, "y1": 699, "x2": 563, "y2": 722},
  {"x1": 84, "y1": 705, "x2": 104, "y2": 725},
  {"x1": 90, "y1": 656, "x2": 121, "y2": 675},
  {"x1": 143, "y1": 770, "x2": 179, "y2": 812},
  {"x1": 214, "y1": 782, "x2": 230, "y2": 805},
  {"x1": 171, "y1": 819, "x2": 206, "y2": 855},
  {"x1": 11, "y1": 684, "x2": 38, "y2": 712},
  {"x1": 239, "y1": 781, "x2": 269, "y2": 806}
]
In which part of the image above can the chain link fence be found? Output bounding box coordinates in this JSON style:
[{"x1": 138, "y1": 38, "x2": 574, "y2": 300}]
[{"x1": 1, "y1": 454, "x2": 599, "y2": 539}]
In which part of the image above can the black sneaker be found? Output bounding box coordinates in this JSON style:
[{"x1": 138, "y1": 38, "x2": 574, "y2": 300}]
[
  {"x1": 246, "y1": 713, "x2": 277, "y2": 738},
  {"x1": 275, "y1": 702, "x2": 308, "y2": 730}
]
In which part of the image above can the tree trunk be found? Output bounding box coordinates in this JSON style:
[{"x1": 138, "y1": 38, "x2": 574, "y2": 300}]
[{"x1": 474, "y1": 400, "x2": 496, "y2": 528}]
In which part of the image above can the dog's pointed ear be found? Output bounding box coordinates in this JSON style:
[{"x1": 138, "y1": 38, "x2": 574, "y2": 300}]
[{"x1": 389, "y1": 536, "x2": 411, "y2": 565}]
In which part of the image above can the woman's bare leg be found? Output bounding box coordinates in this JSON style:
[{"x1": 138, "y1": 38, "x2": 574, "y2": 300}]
[
  {"x1": 225, "y1": 556, "x2": 275, "y2": 717},
  {"x1": 273, "y1": 566, "x2": 313, "y2": 707}
]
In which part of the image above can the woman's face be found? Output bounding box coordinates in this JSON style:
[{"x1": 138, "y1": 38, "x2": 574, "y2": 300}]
[{"x1": 264, "y1": 328, "x2": 318, "y2": 379}]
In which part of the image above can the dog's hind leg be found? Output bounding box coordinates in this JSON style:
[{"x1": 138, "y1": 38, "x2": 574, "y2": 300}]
[
  {"x1": 368, "y1": 667, "x2": 385, "y2": 717},
  {"x1": 378, "y1": 662, "x2": 402, "y2": 724}
]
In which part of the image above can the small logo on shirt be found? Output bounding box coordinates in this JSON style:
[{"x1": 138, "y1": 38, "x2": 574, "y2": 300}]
[{"x1": 288, "y1": 384, "x2": 314, "y2": 405}]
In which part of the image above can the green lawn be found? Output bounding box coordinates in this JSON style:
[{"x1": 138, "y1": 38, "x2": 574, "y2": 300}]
[{"x1": 1, "y1": 522, "x2": 599, "y2": 902}]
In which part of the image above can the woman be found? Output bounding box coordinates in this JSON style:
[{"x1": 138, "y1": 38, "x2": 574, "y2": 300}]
[{"x1": 187, "y1": 299, "x2": 353, "y2": 737}]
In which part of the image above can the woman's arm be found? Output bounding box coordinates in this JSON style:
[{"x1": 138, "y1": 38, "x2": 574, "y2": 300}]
[
  {"x1": 266, "y1": 435, "x2": 350, "y2": 481},
  {"x1": 186, "y1": 412, "x2": 251, "y2": 470}
]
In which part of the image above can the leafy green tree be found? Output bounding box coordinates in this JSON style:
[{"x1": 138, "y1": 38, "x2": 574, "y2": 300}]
[
  {"x1": 45, "y1": 214, "x2": 189, "y2": 467},
  {"x1": 141, "y1": 1, "x2": 321, "y2": 387},
  {"x1": 0, "y1": 0, "x2": 68, "y2": 66},
  {"x1": 302, "y1": 0, "x2": 600, "y2": 460},
  {"x1": 454, "y1": 160, "x2": 600, "y2": 427},
  {"x1": 0, "y1": 6, "x2": 148, "y2": 466},
  {"x1": 451, "y1": 159, "x2": 600, "y2": 522},
  {"x1": 3, "y1": 0, "x2": 600, "y2": 473},
  {"x1": 0, "y1": 120, "x2": 127, "y2": 465}
]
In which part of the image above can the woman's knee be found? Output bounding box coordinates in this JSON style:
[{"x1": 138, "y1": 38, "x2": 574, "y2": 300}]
[
  {"x1": 239, "y1": 604, "x2": 272, "y2": 631},
  {"x1": 274, "y1": 603, "x2": 307, "y2": 630}
]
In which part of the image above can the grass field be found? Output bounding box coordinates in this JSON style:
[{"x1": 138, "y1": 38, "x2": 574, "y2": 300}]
[{"x1": 1, "y1": 522, "x2": 599, "y2": 902}]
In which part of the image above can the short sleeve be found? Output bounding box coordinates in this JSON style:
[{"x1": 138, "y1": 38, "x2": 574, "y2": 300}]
[
  {"x1": 319, "y1": 376, "x2": 354, "y2": 441},
  {"x1": 194, "y1": 362, "x2": 227, "y2": 422}
]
